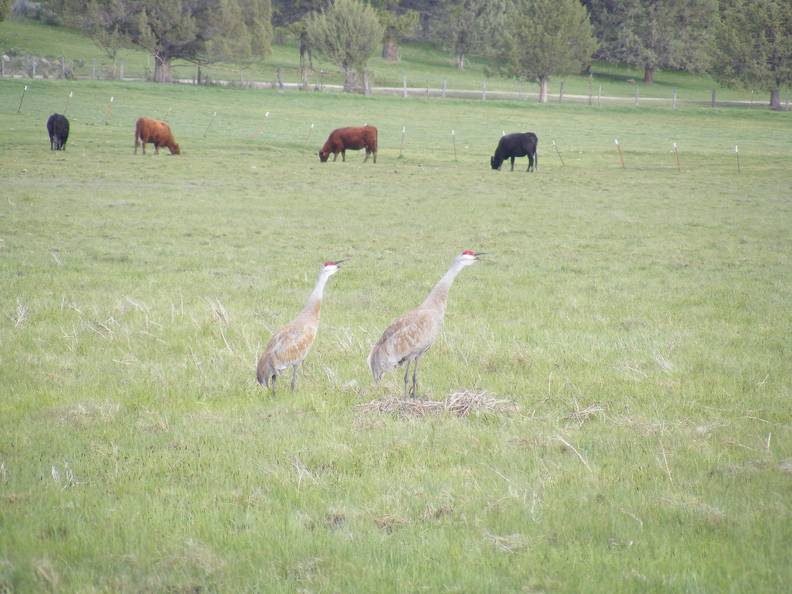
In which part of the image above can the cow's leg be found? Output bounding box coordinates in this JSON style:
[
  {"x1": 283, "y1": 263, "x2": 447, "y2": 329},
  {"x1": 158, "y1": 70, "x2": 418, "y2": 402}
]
[
  {"x1": 527, "y1": 154, "x2": 534, "y2": 172},
  {"x1": 333, "y1": 152, "x2": 338, "y2": 162},
  {"x1": 341, "y1": 150, "x2": 346, "y2": 162},
  {"x1": 510, "y1": 156, "x2": 515, "y2": 171},
  {"x1": 363, "y1": 149, "x2": 370, "y2": 163},
  {"x1": 154, "y1": 143, "x2": 160, "y2": 155},
  {"x1": 535, "y1": 152, "x2": 538, "y2": 171},
  {"x1": 373, "y1": 150, "x2": 377, "y2": 164},
  {"x1": 141, "y1": 141, "x2": 146, "y2": 155}
]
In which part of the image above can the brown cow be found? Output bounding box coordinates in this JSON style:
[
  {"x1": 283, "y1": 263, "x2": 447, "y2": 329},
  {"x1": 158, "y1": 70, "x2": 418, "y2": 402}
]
[
  {"x1": 134, "y1": 117, "x2": 181, "y2": 155},
  {"x1": 319, "y1": 126, "x2": 377, "y2": 163}
]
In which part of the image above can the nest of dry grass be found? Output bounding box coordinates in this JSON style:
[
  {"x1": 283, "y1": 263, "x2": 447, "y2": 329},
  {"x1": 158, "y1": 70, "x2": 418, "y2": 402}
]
[{"x1": 355, "y1": 389, "x2": 518, "y2": 418}]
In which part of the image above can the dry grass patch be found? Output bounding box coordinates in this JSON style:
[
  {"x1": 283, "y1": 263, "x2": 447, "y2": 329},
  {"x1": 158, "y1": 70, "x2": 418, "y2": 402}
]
[
  {"x1": 45, "y1": 400, "x2": 120, "y2": 427},
  {"x1": 778, "y1": 459, "x2": 792, "y2": 475},
  {"x1": 354, "y1": 390, "x2": 518, "y2": 418},
  {"x1": 564, "y1": 402, "x2": 605, "y2": 425},
  {"x1": 484, "y1": 532, "x2": 529, "y2": 554},
  {"x1": 32, "y1": 557, "x2": 59, "y2": 592},
  {"x1": 374, "y1": 514, "x2": 408, "y2": 533},
  {"x1": 659, "y1": 494, "x2": 726, "y2": 526}
]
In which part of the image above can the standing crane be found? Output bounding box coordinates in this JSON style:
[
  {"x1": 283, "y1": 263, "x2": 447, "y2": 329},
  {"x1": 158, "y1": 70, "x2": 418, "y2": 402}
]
[
  {"x1": 257, "y1": 260, "x2": 343, "y2": 394},
  {"x1": 368, "y1": 250, "x2": 483, "y2": 398}
]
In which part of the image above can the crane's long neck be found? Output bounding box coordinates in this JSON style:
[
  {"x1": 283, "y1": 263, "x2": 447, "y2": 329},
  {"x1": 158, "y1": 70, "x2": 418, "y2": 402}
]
[
  {"x1": 421, "y1": 261, "x2": 464, "y2": 313},
  {"x1": 301, "y1": 272, "x2": 330, "y2": 319}
]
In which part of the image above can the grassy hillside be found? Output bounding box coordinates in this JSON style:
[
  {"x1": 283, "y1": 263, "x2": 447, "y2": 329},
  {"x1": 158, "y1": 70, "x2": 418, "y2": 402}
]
[
  {"x1": 1, "y1": 17, "x2": 785, "y2": 103},
  {"x1": 1, "y1": 76, "x2": 791, "y2": 592}
]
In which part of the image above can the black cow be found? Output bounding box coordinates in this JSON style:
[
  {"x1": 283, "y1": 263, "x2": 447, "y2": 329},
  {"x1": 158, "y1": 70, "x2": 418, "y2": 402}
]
[
  {"x1": 490, "y1": 132, "x2": 538, "y2": 172},
  {"x1": 47, "y1": 113, "x2": 70, "y2": 151}
]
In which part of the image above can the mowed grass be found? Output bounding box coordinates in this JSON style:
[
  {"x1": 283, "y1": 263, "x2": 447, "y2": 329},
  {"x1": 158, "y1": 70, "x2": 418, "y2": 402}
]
[{"x1": 1, "y1": 78, "x2": 792, "y2": 592}]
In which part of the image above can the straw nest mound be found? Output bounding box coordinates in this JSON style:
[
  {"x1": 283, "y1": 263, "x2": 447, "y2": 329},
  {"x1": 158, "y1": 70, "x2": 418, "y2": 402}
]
[{"x1": 354, "y1": 389, "x2": 518, "y2": 418}]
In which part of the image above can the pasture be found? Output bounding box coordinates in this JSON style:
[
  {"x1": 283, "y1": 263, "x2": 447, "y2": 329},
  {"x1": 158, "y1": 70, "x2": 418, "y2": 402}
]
[{"x1": 1, "y1": 78, "x2": 792, "y2": 592}]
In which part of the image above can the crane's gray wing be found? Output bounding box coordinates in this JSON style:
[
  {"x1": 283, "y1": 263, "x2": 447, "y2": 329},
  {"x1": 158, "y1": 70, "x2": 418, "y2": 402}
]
[{"x1": 368, "y1": 309, "x2": 438, "y2": 378}]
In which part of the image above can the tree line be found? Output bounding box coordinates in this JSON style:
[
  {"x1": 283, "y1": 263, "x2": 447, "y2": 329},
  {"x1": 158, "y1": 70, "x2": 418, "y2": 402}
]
[{"x1": 4, "y1": 0, "x2": 791, "y2": 108}]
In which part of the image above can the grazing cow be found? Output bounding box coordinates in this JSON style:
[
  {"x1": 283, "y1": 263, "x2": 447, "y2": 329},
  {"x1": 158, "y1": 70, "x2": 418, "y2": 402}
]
[
  {"x1": 46, "y1": 113, "x2": 69, "y2": 151},
  {"x1": 490, "y1": 132, "x2": 538, "y2": 172},
  {"x1": 134, "y1": 117, "x2": 181, "y2": 155},
  {"x1": 319, "y1": 125, "x2": 377, "y2": 163}
]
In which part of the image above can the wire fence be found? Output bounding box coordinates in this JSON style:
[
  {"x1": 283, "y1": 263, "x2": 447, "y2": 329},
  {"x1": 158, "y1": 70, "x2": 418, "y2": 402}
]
[{"x1": 2, "y1": 52, "x2": 790, "y2": 111}]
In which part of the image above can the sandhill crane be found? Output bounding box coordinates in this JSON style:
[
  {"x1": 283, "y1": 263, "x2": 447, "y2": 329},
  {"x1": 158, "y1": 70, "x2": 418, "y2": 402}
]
[
  {"x1": 368, "y1": 250, "x2": 483, "y2": 398},
  {"x1": 256, "y1": 260, "x2": 343, "y2": 394}
]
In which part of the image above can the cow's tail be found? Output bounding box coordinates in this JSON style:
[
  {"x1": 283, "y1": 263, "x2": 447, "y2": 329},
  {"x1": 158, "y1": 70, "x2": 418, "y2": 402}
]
[
  {"x1": 133, "y1": 119, "x2": 140, "y2": 154},
  {"x1": 534, "y1": 137, "x2": 538, "y2": 171}
]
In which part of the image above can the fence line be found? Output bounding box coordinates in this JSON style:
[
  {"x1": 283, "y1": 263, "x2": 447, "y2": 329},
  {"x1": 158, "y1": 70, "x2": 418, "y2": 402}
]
[
  {"x1": 1, "y1": 59, "x2": 788, "y2": 110},
  {"x1": 167, "y1": 77, "x2": 784, "y2": 109}
]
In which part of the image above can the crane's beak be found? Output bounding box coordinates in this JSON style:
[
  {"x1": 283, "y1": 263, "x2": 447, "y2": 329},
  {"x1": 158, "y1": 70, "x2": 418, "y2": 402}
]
[
  {"x1": 334, "y1": 259, "x2": 347, "y2": 267},
  {"x1": 474, "y1": 252, "x2": 487, "y2": 260}
]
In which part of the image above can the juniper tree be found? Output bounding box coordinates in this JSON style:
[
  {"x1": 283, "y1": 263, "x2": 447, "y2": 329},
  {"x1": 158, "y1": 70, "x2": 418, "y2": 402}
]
[
  {"x1": 79, "y1": 0, "x2": 272, "y2": 82},
  {"x1": 434, "y1": 0, "x2": 508, "y2": 70},
  {"x1": 712, "y1": 0, "x2": 792, "y2": 109},
  {"x1": 306, "y1": 0, "x2": 383, "y2": 92},
  {"x1": 589, "y1": 0, "x2": 717, "y2": 84},
  {"x1": 377, "y1": 5, "x2": 419, "y2": 62},
  {"x1": 499, "y1": 0, "x2": 596, "y2": 103}
]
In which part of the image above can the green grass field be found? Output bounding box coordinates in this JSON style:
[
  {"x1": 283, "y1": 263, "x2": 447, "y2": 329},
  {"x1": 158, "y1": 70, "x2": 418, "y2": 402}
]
[{"x1": 1, "y1": 74, "x2": 792, "y2": 593}]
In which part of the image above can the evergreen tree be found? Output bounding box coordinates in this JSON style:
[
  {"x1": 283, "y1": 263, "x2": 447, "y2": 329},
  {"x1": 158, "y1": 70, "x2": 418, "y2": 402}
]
[
  {"x1": 79, "y1": 0, "x2": 271, "y2": 82},
  {"x1": 712, "y1": 0, "x2": 792, "y2": 109},
  {"x1": 377, "y1": 5, "x2": 419, "y2": 62},
  {"x1": 271, "y1": 0, "x2": 322, "y2": 27},
  {"x1": 590, "y1": 0, "x2": 717, "y2": 84},
  {"x1": 434, "y1": 0, "x2": 508, "y2": 70},
  {"x1": 306, "y1": 0, "x2": 383, "y2": 92},
  {"x1": 499, "y1": 0, "x2": 596, "y2": 102}
]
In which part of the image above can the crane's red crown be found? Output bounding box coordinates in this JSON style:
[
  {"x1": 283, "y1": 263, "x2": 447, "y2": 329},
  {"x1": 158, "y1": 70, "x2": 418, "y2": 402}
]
[
  {"x1": 323, "y1": 261, "x2": 337, "y2": 267},
  {"x1": 462, "y1": 250, "x2": 476, "y2": 255}
]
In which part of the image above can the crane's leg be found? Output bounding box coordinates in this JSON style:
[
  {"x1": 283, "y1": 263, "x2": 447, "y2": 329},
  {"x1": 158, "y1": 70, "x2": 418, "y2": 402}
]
[
  {"x1": 403, "y1": 361, "x2": 411, "y2": 399},
  {"x1": 411, "y1": 358, "x2": 419, "y2": 399},
  {"x1": 290, "y1": 365, "x2": 298, "y2": 393}
]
